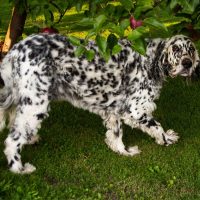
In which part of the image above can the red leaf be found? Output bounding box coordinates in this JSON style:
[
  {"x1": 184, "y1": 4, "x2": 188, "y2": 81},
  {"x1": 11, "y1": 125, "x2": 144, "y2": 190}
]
[
  {"x1": 130, "y1": 16, "x2": 143, "y2": 29},
  {"x1": 40, "y1": 27, "x2": 59, "y2": 34}
]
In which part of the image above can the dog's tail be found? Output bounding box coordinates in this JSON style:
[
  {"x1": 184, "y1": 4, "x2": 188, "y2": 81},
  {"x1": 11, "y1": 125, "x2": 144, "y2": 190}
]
[
  {"x1": 0, "y1": 87, "x2": 13, "y2": 110},
  {"x1": 0, "y1": 54, "x2": 15, "y2": 110}
]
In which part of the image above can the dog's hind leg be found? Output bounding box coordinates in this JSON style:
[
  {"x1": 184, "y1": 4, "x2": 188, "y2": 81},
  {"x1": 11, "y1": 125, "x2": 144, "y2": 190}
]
[
  {"x1": 4, "y1": 101, "x2": 49, "y2": 174},
  {"x1": 0, "y1": 110, "x2": 6, "y2": 131},
  {"x1": 7, "y1": 106, "x2": 40, "y2": 145},
  {"x1": 0, "y1": 87, "x2": 14, "y2": 131},
  {"x1": 7, "y1": 106, "x2": 16, "y2": 129},
  {"x1": 104, "y1": 114, "x2": 141, "y2": 156}
]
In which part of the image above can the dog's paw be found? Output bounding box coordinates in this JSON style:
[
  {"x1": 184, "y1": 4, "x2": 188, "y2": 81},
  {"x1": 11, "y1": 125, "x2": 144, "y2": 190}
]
[
  {"x1": 22, "y1": 163, "x2": 36, "y2": 174},
  {"x1": 155, "y1": 129, "x2": 179, "y2": 145},
  {"x1": 10, "y1": 162, "x2": 36, "y2": 174},
  {"x1": 27, "y1": 135, "x2": 40, "y2": 145},
  {"x1": 105, "y1": 137, "x2": 141, "y2": 156},
  {"x1": 125, "y1": 146, "x2": 141, "y2": 156},
  {"x1": 117, "y1": 146, "x2": 141, "y2": 156},
  {"x1": 163, "y1": 129, "x2": 179, "y2": 146}
]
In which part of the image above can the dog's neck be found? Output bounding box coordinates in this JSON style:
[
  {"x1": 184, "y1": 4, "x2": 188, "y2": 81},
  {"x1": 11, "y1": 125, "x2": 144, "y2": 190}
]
[
  {"x1": 146, "y1": 39, "x2": 170, "y2": 83},
  {"x1": 122, "y1": 38, "x2": 171, "y2": 87}
]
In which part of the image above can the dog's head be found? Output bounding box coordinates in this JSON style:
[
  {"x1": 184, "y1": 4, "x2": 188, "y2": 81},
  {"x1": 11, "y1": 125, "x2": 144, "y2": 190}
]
[{"x1": 162, "y1": 35, "x2": 199, "y2": 77}]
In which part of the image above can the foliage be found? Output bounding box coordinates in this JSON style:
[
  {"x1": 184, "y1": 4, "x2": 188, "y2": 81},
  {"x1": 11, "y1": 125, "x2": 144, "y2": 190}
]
[{"x1": 7, "y1": 0, "x2": 200, "y2": 58}]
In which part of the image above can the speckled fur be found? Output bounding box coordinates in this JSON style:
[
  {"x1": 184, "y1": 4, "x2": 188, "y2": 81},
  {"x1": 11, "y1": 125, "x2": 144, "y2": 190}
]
[{"x1": 0, "y1": 33, "x2": 199, "y2": 173}]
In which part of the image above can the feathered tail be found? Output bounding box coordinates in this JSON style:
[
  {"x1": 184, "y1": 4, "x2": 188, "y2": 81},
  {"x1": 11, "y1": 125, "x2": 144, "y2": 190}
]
[
  {"x1": 0, "y1": 87, "x2": 13, "y2": 110},
  {"x1": 0, "y1": 52, "x2": 15, "y2": 111}
]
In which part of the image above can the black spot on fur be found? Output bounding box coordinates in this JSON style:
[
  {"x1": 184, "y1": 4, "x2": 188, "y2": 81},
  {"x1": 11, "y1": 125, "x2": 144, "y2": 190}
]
[
  {"x1": 162, "y1": 133, "x2": 167, "y2": 145},
  {"x1": 147, "y1": 119, "x2": 157, "y2": 128},
  {"x1": 19, "y1": 97, "x2": 32, "y2": 105},
  {"x1": 36, "y1": 113, "x2": 46, "y2": 120},
  {"x1": 8, "y1": 160, "x2": 14, "y2": 168},
  {"x1": 14, "y1": 155, "x2": 19, "y2": 161}
]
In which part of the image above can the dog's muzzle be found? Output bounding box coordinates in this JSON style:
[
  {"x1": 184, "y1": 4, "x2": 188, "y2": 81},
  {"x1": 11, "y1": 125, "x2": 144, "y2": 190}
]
[
  {"x1": 179, "y1": 58, "x2": 193, "y2": 76},
  {"x1": 182, "y1": 58, "x2": 193, "y2": 69}
]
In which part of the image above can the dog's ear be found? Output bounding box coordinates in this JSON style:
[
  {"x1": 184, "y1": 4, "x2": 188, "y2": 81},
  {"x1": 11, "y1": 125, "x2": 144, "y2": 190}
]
[
  {"x1": 149, "y1": 41, "x2": 170, "y2": 80},
  {"x1": 160, "y1": 50, "x2": 172, "y2": 76},
  {"x1": 191, "y1": 51, "x2": 200, "y2": 80},
  {"x1": 191, "y1": 60, "x2": 200, "y2": 80}
]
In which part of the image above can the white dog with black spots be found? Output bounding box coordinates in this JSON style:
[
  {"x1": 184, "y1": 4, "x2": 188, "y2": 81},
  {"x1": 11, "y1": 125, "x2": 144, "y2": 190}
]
[{"x1": 0, "y1": 33, "x2": 199, "y2": 173}]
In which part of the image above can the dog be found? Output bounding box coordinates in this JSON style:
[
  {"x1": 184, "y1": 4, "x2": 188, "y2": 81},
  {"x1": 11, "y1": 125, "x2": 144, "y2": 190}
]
[{"x1": 0, "y1": 33, "x2": 199, "y2": 174}]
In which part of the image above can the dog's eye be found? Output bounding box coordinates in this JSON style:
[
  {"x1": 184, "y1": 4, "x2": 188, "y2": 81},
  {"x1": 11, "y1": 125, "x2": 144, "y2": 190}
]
[
  {"x1": 172, "y1": 45, "x2": 179, "y2": 52},
  {"x1": 189, "y1": 46, "x2": 195, "y2": 52}
]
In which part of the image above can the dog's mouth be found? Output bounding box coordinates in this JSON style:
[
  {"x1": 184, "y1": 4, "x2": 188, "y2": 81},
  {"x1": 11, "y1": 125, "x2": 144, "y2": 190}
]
[
  {"x1": 179, "y1": 69, "x2": 191, "y2": 77},
  {"x1": 170, "y1": 68, "x2": 192, "y2": 78}
]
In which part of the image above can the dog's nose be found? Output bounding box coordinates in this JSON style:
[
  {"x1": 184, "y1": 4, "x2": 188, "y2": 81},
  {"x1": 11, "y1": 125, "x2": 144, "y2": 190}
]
[{"x1": 182, "y1": 58, "x2": 192, "y2": 69}]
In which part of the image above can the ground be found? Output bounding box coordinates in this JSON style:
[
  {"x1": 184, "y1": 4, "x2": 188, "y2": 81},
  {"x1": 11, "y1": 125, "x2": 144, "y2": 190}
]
[{"x1": 0, "y1": 78, "x2": 200, "y2": 199}]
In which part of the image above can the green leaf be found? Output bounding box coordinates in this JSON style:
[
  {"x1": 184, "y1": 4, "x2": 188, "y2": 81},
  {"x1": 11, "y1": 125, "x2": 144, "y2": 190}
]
[
  {"x1": 194, "y1": 19, "x2": 200, "y2": 30},
  {"x1": 102, "y1": 49, "x2": 111, "y2": 62},
  {"x1": 163, "y1": 16, "x2": 191, "y2": 27},
  {"x1": 76, "y1": 2, "x2": 83, "y2": 12},
  {"x1": 105, "y1": 22, "x2": 124, "y2": 37},
  {"x1": 94, "y1": 14, "x2": 107, "y2": 31},
  {"x1": 88, "y1": 1, "x2": 97, "y2": 17},
  {"x1": 76, "y1": 18, "x2": 95, "y2": 27},
  {"x1": 144, "y1": 17, "x2": 168, "y2": 32},
  {"x1": 170, "y1": 0, "x2": 200, "y2": 14},
  {"x1": 112, "y1": 44, "x2": 122, "y2": 55},
  {"x1": 105, "y1": 22, "x2": 116, "y2": 30},
  {"x1": 120, "y1": 19, "x2": 130, "y2": 30},
  {"x1": 181, "y1": 0, "x2": 200, "y2": 14},
  {"x1": 120, "y1": 0, "x2": 135, "y2": 11},
  {"x1": 107, "y1": 34, "x2": 118, "y2": 50},
  {"x1": 68, "y1": 36, "x2": 80, "y2": 46},
  {"x1": 104, "y1": 4, "x2": 116, "y2": 18},
  {"x1": 85, "y1": 30, "x2": 97, "y2": 41},
  {"x1": 96, "y1": 34, "x2": 110, "y2": 60},
  {"x1": 75, "y1": 46, "x2": 85, "y2": 57},
  {"x1": 96, "y1": 34, "x2": 107, "y2": 53},
  {"x1": 128, "y1": 26, "x2": 148, "y2": 41},
  {"x1": 132, "y1": 38, "x2": 146, "y2": 55},
  {"x1": 49, "y1": 10, "x2": 54, "y2": 23},
  {"x1": 169, "y1": 0, "x2": 179, "y2": 9},
  {"x1": 85, "y1": 50, "x2": 95, "y2": 61},
  {"x1": 128, "y1": 30, "x2": 142, "y2": 41},
  {"x1": 44, "y1": 9, "x2": 54, "y2": 26},
  {"x1": 134, "y1": 0, "x2": 154, "y2": 18}
]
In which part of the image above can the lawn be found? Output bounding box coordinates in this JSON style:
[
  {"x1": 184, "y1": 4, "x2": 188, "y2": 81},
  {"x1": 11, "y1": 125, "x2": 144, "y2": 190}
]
[
  {"x1": 0, "y1": 1, "x2": 12, "y2": 41},
  {"x1": 1, "y1": 79, "x2": 200, "y2": 199},
  {"x1": 1, "y1": 2, "x2": 200, "y2": 200}
]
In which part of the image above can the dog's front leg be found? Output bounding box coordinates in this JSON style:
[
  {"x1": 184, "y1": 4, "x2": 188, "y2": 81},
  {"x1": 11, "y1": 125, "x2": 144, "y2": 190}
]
[{"x1": 124, "y1": 114, "x2": 179, "y2": 146}]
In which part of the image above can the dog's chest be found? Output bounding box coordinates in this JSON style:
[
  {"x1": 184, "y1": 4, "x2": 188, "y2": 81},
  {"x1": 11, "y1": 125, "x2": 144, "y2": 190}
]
[{"x1": 121, "y1": 67, "x2": 161, "y2": 118}]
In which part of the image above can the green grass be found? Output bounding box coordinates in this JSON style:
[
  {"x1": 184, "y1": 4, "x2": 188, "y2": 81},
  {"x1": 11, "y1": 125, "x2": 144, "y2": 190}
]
[
  {"x1": 0, "y1": 78, "x2": 200, "y2": 199},
  {"x1": 0, "y1": 1, "x2": 12, "y2": 41},
  {"x1": 1, "y1": 2, "x2": 200, "y2": 200},
  {"x1": 0, "y1": 3, "x2": 87, "y2": 41}
]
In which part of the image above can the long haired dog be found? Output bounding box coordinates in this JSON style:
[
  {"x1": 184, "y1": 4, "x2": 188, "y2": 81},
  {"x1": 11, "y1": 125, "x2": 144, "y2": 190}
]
[{"x1": 0, "y1": 34, "x2": 199, "y2": 173}]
